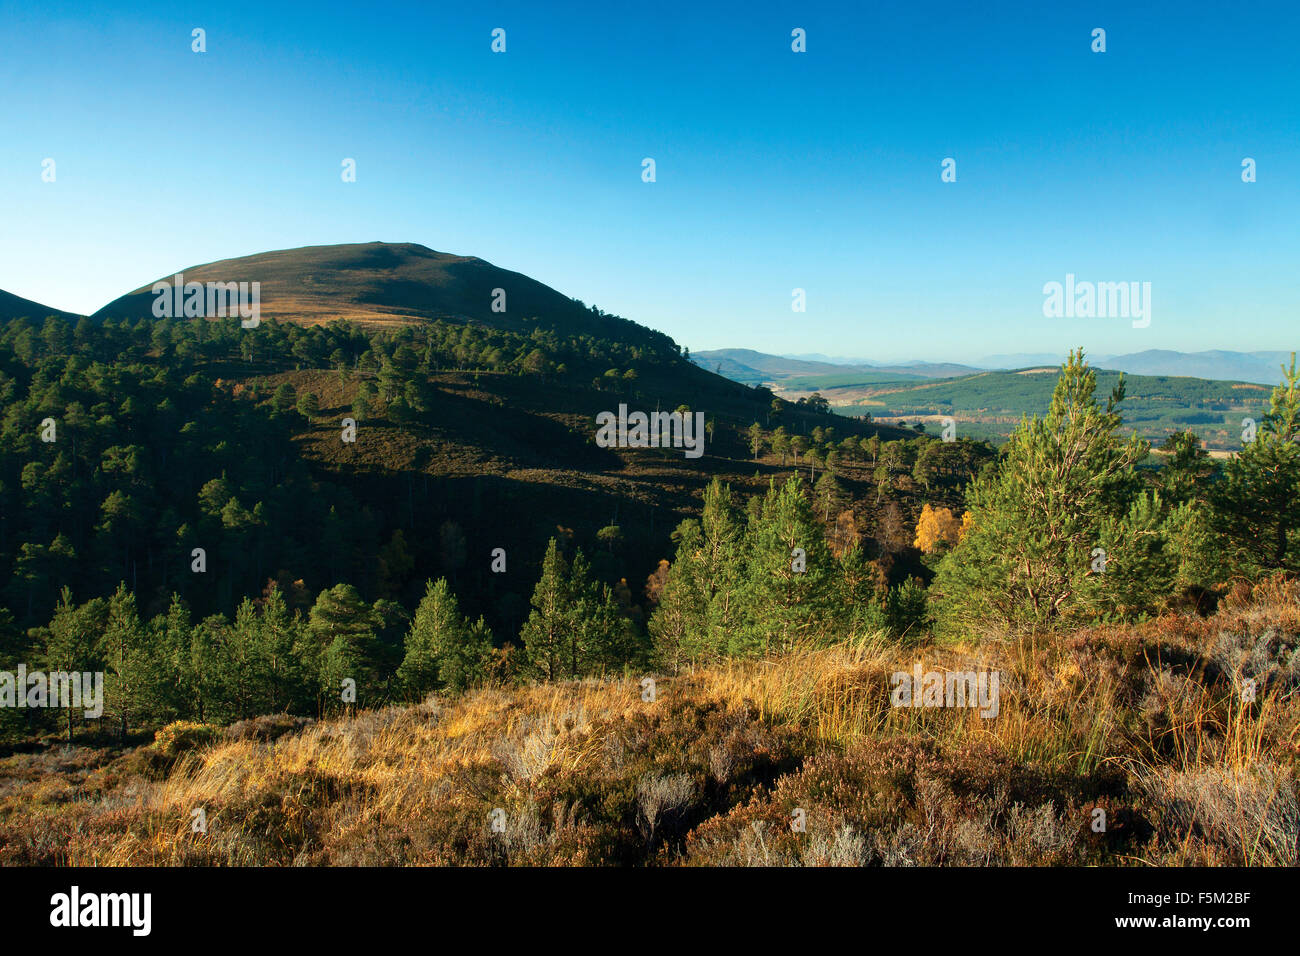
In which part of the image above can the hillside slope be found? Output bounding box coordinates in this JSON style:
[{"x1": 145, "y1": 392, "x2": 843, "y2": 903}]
[
  {"x1": 91, "y1": 241, "x2": 670, "y2": 349},
  {"x1": 0, "y1": 288, "x2": 82, "y2": 322},
  {"x1": 1, "y1": 246, "x2": 917, "y2": 632}
]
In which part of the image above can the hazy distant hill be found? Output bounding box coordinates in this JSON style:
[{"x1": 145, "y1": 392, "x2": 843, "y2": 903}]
[
  {"x1": 868, "y1": 360, "x2": 984, "y2": 378},
  {"x1": 781, "y1": 353, "x2": 981, "y2": 378},
  {"x1": 0, "y1": 289, "x2": 82, "y2": 322},
  {"x1": 1098, "y1": 350, "x2": 1294, "y2": 386},
  {"x1": 692, "y1": 348, "x2": 973, "y2": 385},
  {"x1": 980, "y1": 349, "x2": 1294, "y2": 385},
  {"x1": 976, "y1": 352, "x2": 1074, "y2": 370},
  {"x1": 691, "y1": 349, "x2": 863, "y2": 382}
]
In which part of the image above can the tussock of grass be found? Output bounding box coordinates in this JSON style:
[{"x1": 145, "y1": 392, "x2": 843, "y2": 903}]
[{"x1": 1, "y1": 580, "x2": 1296, "y2": 866}]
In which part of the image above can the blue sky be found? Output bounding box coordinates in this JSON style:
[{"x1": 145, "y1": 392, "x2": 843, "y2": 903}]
[{"x1": 2, "y1": 0, "x2": 1297, "y2": 363}]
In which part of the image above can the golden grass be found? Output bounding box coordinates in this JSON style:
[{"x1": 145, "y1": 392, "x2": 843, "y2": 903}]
[{"x1": 1, "y1": 582, "x2": 1296, "y2": 866}]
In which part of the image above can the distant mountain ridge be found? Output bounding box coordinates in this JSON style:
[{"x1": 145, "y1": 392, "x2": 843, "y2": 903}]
[
  {"x1": 978, "y1": 349, "x2": 1293, "y2": 385},
  {"x1": 781, "y1": 353, "x2": 982, "y2": 378},
  {"x1": 699, "y1": 347, "x2": 1296, "y2": 387},
  {"x1": 1093, "y1": 350, "x2": 1295, "y2": 386},
  {"x1": 692, "y1": 348, "x2": 978, "y2": 384}
]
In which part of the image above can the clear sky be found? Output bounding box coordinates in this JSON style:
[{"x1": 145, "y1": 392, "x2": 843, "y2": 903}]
[{"x1": 2, "y1": 0, "x2": 1297, "y2": 363}]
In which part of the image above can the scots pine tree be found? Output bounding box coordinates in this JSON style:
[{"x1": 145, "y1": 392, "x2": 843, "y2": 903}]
[
  {"x1": 739, "y1": 475, "x2": 835, "y2": 654},
  {"x1": 308, "y1": 584, "x2": 381, "y2": 713},
  {"x1": 399, "y1": 577, "x2": 491, "y2": 696},
  {"x1": 932, "y1": 350, "x2": 1148, "y2": 635},
  {"x1": 521, "y1": 538, "x2": 570, "y2": 680},
  {"x1": 648, "y1": 522, "x2": 708, "y2": 671},
  {"x1": 697, "y1": 480, "x2": 746, "y2": 656},
  {"x1": 1211, "y1": 354, "x2": 1300, "y2": 575},
  {"x1": 101, "y1": 583, "x2": 147, "y2": 740},
  {"x1": 43, "y1": 588, "x2": 107, "y2": 745}
]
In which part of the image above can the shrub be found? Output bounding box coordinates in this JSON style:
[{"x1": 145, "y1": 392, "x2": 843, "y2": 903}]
[
  {"x1": 223, "y1": 714, "x2": 316, "y2": 743},
  {"x1": 153, "y1": 720, "x2": 222, "y2": 757}
]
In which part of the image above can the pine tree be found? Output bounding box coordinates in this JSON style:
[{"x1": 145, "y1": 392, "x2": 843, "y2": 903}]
[
  {"x1": 271, "y1": 382, "x2": 297, "y2": 413},
  {"x1": 308, "y1": 584, "x2": 381, "y2": 713},
  {"x1": 520, "y1": 538, "x2": 570, "y2": 680},
  {"x1": 569, "y1": 551, "x2": 636, "y2": 674},
  {"x1": 1157, "y1": 430, "x2": 1213, "y2": 506},
  {"x1": 565, "y1": 549, "x2": 599, "y2": 674},
  {"x1": 258, "y1": 584, "x2": 304, "y2": 713},
  {"x1": 156, "y1": 594, "x2": 194, "y2": 720},
  {"x1": 188, "y1": 614, "x2": 228, "y2": 724},
  {"x1": 43, "y1": 588, "x2": 106, "y2": 745},
  {"x1": 377, "y1": 359, "x2": 407, "y2": 403},
  {"x1": 648, "y1": 547, "x2": 703, "y2": 674},
  {"x1": 400, "y1": 578, "x2": 466, "y2": 696},
  {"x1": 1082, "y1": 489, "x2": 1179, "y2": 620},
  {"x1": 931, "y1": 350, "x2": 1148, "y2": 635},
  {"x1": 771, "y1": 427, "x2": 790, "y2": 466},
  {"x1": 648, "y1": 522, "x2": 708, "y2": 670},
  {"x1": 739, "y1": 476, "x2": 835, "y2": 654},
  {"x1": 227, "y1": 598, "x2": 264, "y2": 719},
  {"x1": 836, "y1": 541, "x2": 887, "y2": 632},
  {"x1": 814, "y1": 472, "x2": 843, "y2": 522},
  {"x1": 351, "y1": 387, "x2": 371, "y2": 421},
  {"x1": 1211, "y1": 354, "x2": 1300, "y2": 575},
  {"x1": 697, "y1": 480, "x2": 746, "y2": 656},
  {"x1": 101, "y1": 583, "x2": 146, "y2": 741}
]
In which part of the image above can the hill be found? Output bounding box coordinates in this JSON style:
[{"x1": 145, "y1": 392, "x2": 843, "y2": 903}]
[
  {"x1": 804, "y1": 367, "x2": 1272, "y2": 450},
  {"x1": 979, "y1": 349, "x2": 1295, "y2": 385},
  {"x1": 698, "y1": 348, "x2": 1278, "y2": 450},
  {"x1": 690, "y1": 348, "x2": 869, "y2": 383},
  {"x1": 782, "y1": 354, "x2": 982, "y2": 378},
  {"x1": 1100, "y1": 349, "x2": 1296, "y2": 385},
  {"x1": 91, "y1": 241, "x2": 671, "y2": 351},
  {"x1": 2, "y1": 247, "x2": 919, "y2": 639},
  {"x1": 0, "y1": 289, "x2": 82, "y2": 322},
  {"x1": 693, "y1": 348, "x2": 977, "y2": 384}
]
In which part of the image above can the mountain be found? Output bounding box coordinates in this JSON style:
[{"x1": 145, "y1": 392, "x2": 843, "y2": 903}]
[
  {"x1": 76, "y1": 242, "x2": 915, "y2": 597},
  {"x1": 976, "y1": 352, "x2": 1076, "y2": 369},
  {"x1": 0, "y1": 289, "x2": 82, "y2": 322},
  {"x1": 1098, "y1": 350, "x2": 1295, "y2": 386},
  {"x1": 976, "y1": 349, "x2": 1295, "y2": 385},
  {"x1": 91, "y1": 241, "x2": 670, "y2": 350},
  {"x1": 782, "y1": 353, "x2": 982, "y2": 378},
  {"x1": 82, "y1": 242, "x2": 914, "y2": 454},
  {"x1": 692, "y1": 348, "x2": 978, "y2": 384},
  {"x1": 783, "y1": 352, "x2": 875, "y2": 365},
  {"x1": 2, "y1": 240, "x2": 920, "y2": 648},
  {"x1": 869, "y1": 361, "x2": 983, "y2": 379},
  {"x1": 691, "y1": 349, "x2": 858, "y2": 381}
]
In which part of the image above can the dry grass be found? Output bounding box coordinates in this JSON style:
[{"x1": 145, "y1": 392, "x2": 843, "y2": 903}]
[{"x1": 1, "y1": 577, "x2": 1296, "y2": 866}]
